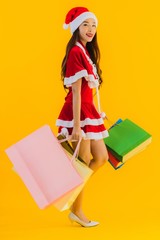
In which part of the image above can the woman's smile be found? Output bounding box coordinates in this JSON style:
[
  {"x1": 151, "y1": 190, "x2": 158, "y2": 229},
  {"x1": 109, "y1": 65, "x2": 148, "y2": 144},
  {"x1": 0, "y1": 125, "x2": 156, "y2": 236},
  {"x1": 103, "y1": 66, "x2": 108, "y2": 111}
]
[{"x1": 86, "y1": 33, "x2": 93, "y2": 38}]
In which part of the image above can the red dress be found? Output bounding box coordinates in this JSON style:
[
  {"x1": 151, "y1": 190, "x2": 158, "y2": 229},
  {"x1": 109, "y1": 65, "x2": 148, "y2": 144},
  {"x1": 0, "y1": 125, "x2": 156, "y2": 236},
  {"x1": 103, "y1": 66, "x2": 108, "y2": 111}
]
[{"x1": 56, "y1": 41, "x2": 109, "y2": 140}]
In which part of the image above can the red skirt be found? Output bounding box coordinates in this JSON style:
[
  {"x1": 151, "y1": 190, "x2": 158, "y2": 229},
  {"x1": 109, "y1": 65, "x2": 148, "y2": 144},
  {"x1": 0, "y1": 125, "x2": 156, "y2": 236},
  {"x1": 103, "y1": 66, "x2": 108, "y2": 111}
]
[{"x1": 56, "y1": 101, "x2": 109, "y2": 140}]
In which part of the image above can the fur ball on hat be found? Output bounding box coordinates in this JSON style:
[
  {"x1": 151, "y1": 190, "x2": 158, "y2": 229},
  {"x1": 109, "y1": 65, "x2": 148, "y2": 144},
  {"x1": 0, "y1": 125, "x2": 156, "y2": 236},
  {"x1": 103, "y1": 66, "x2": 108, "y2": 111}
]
[{"x1": 63, "y1": 7, "x2": 98, "y2": 34}]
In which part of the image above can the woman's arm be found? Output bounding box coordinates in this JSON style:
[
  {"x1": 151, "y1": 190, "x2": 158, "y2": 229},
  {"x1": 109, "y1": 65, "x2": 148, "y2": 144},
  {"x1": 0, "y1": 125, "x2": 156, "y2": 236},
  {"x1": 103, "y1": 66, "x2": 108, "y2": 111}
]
[{"x1": 71, "y1": 78, "x2": 82, "y2": 140}]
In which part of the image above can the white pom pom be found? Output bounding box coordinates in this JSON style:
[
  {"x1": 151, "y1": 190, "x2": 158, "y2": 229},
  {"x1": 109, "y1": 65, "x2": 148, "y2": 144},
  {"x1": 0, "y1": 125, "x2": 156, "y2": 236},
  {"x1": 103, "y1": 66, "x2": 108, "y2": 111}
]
[
  {"x1": 100, "y1": 112, "x2": 106, "y2": 119},
  {"x1": 63, "y1": 23, "x2": 69, "y2": 29},
  {"x1": 61, "y1": 127, "x2": 69, "y2": 137}
]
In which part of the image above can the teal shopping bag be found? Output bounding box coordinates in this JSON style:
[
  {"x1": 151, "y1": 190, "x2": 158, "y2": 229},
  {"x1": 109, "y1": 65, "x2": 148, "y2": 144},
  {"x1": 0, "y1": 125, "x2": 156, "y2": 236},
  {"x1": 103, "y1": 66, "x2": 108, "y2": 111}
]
[{"x1": 104, "y1": 119, "x2": 152, "y2": 163}]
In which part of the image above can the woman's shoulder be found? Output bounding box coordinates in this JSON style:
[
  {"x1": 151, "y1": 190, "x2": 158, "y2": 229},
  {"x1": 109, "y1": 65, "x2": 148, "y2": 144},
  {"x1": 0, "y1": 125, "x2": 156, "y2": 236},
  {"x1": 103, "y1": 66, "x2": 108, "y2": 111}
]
[{"x1": 69, "y1": 45, "x2": 84, "y2": 57}]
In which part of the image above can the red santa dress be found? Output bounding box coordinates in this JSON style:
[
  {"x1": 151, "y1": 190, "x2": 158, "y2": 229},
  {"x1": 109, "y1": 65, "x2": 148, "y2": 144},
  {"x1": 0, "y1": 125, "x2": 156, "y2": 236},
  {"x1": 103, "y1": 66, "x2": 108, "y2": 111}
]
[{"x1": 56, "y1": 41, "x2": 109, "y2": 140}]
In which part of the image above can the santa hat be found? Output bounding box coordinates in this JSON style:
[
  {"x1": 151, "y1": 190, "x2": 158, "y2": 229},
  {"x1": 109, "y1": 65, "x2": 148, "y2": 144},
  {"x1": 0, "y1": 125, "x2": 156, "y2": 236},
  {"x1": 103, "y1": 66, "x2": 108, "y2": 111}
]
[{"x1": 63, "y1": 7, "x2": 98, "y2": 34}]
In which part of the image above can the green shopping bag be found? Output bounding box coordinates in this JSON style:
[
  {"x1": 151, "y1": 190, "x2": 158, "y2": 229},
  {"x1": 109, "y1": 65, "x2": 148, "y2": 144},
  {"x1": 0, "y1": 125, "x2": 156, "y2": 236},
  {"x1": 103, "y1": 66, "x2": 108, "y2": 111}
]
[{"x1": 104, "y1": 119, "x2": 152, "y2": 163}]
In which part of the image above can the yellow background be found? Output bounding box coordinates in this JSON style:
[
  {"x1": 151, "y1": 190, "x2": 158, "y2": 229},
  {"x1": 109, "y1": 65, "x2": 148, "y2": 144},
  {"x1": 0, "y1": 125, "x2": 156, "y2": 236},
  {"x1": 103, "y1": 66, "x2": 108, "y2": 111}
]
[{"x1": 0, "y1": 0, "x2": 160, "y2": 239}]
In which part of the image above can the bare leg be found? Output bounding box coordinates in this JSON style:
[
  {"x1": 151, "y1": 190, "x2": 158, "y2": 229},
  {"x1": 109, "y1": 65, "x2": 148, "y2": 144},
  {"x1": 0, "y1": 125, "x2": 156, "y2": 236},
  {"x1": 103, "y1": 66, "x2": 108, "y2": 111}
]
[
  {"x1": 70, "y1": 139, "x2": 108, "y2": 223},
  {"x1": 90, "y1": 139, "x2": 108, "y2": 171},
  {"x1": 70, "y1": 139, "x2": 91, "y2": 223}
]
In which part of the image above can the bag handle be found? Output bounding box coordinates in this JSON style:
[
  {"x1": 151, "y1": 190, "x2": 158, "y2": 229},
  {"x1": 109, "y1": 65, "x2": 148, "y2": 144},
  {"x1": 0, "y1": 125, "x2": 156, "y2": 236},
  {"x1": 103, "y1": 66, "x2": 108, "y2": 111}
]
[
  {"x1": 96, "y1": 86, "x2": 107, "y2": 119},
  {"x1": 95, "y1": 87, "x2": 121, "y2": 128},
  {"x1": 59, "y1": 135, "x2": 82, "y2": 163}
]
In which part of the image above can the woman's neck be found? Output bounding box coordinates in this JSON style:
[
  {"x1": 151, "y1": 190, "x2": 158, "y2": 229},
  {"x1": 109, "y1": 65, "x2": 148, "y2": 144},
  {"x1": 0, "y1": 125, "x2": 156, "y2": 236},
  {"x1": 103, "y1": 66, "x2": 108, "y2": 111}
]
[{"x1": 78, "y1": 39, "x2": 87, "y2": 48}]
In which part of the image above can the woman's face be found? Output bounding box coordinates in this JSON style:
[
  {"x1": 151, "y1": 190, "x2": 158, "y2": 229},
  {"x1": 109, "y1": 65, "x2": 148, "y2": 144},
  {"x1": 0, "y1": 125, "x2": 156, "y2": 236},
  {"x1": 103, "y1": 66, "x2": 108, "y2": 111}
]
[{"x1": 78, "y1": 18, "x2": 97, "y2": 46}]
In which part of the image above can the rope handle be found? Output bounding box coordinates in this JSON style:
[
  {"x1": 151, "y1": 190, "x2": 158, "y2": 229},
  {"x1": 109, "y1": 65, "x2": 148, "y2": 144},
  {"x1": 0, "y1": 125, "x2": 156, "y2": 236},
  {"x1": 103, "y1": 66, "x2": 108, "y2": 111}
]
[
  {"x1": 95, "y1": 87, "x2": 121, "y2": 128},
  {"x1": 59, "y1": 137, "x2": 82, "y2": 163},
  {"x1": 96, "y1": 86, "x2": 107, "y2": 119},
  {"x1": 58, "y1": 130, "x2": 83, "y2": 163}
]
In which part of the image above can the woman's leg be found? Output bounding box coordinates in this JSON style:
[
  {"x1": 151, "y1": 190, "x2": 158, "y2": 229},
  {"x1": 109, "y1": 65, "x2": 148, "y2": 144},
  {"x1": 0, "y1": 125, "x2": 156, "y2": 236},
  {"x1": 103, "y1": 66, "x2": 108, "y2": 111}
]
[
  {"x1": 70, "y1": 139, "x2": 91, "y2": 222},
  {"x1": 90, "y1": 139, "x2": 108, "y2": 171},
  {"x1": 70, "y1": 139, "x2": 108, "y2": 222}
]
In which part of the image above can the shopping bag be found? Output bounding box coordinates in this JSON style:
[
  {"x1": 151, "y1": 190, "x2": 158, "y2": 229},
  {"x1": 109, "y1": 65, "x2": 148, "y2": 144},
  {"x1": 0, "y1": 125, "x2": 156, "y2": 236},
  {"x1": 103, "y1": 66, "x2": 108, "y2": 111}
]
[
  {"x1": 107, "y1": 150, "x2": 124, "y2": 170},
  {"x1": 5, "y1": 125, "x2": 83, "y2": 209},
  {"x1": 104, "y1": 119, "x2": 152, "y2": 163},
  {"x1": 54, "y1": 148, "x2": 93, "y2": 211},
  {"x1": 105, "y1": 118, "x2": 124, "y2": 169},
  {"x1": 108, "y1": 118, "x2": 123, "y2": 130},
  {"x1": 53, "y1": 135, "x2": 93, "y2": 211}
]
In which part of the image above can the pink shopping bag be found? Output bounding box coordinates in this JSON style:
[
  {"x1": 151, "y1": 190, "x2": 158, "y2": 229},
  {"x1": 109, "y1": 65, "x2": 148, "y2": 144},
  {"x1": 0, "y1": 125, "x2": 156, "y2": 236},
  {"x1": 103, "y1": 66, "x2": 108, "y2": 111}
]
[{"x1": 5, "y1": 125, "x2": 83, "y2": 209}]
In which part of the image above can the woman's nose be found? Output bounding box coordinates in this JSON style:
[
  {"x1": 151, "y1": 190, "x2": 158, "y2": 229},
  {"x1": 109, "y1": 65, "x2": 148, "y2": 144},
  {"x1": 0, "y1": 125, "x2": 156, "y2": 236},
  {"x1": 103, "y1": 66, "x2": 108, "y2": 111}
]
[{"x1": 88, "y1": 26, "x2": 92, "y2": 32}]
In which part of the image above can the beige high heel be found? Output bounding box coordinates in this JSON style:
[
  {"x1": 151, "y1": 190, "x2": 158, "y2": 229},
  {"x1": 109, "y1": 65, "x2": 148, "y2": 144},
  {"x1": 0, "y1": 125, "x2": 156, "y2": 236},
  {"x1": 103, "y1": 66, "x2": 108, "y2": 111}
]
[{"x1": 68, "y1": 212, "x2": 99, "y2": 227}]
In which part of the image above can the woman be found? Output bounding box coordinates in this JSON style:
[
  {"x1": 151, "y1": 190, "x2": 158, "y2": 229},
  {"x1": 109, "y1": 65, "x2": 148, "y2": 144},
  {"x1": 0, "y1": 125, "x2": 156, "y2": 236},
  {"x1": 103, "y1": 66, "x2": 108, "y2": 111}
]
[{"x1": 56, "y1": 7, "x2": 109, "y2": 227}]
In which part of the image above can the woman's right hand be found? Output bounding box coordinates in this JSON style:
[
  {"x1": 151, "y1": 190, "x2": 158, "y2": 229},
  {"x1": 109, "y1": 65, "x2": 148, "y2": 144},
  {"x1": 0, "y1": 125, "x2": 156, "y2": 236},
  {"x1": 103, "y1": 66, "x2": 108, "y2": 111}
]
[{"x1": 70, "y1": 126, "x2": 82, "y2": 141}]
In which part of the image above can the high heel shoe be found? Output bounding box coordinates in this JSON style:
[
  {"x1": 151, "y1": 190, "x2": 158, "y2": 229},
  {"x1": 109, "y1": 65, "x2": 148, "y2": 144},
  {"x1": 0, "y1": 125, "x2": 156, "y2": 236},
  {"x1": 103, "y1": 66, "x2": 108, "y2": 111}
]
[{"x1": 68, "y1": 212, "x2": 99, "y2": 227}]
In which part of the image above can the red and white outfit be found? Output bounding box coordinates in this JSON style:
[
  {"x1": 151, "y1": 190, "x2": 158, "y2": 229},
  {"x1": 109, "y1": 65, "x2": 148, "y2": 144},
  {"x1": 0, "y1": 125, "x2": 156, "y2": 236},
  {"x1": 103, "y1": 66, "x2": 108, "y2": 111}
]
[{"x1": 56, "y1": 41, "x2": 109, "y2": 140}]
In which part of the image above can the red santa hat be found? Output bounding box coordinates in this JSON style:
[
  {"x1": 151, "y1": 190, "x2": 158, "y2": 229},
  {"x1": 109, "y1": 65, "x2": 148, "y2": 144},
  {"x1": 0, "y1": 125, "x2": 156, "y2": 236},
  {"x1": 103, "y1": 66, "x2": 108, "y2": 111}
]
[{"x1": 63, "y1": 7, "x2": 98, "y2": 34}]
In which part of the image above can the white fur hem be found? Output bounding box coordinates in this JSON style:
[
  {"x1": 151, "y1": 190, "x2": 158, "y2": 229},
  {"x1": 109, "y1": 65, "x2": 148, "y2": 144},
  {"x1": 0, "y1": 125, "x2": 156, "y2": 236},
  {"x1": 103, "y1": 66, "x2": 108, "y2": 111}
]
[
  {"x1": 56, "y1": 117, "x2": 104, "y2": 128},
  {"x1": 58, "y1": 129, "x2": 109, "y2": 140},
  {"x1": 64, "y1": 70, "x2": 99, "y2": 88}
]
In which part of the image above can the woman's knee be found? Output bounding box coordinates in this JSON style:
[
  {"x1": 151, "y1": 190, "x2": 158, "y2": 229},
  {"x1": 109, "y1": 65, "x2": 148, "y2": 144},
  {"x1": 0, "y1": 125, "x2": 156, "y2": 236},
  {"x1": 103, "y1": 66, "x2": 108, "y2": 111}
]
[
  {"x1": 96, "y1": 153, "x2": 108, "y2": 167},
  {"x1": 91, "y1": 140, "x2": 108, "y2": 164},
  {"x1": 92, "y1": 148, "x2": 109, "y2": 167}
]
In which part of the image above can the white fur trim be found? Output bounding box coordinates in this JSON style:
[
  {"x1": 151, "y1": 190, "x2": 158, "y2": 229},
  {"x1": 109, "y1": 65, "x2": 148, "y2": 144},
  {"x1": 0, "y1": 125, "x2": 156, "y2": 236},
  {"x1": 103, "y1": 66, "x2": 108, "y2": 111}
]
[
  {"x1": 76, "y1": 42, "x2": 100, "y2": 81},
  {"x1": 58, "y1": 128, "x2": 86, "y2": 139},
  {"x1": 85, "y1": 75, "x2": 99, "y2": 88},
  {"x1": 63, "y1": 23, "x2": 69, "y2": 29},
  {"x1": 57, "y1": 129, "x2": 109, "y2": 140},
  {"x1": 100, "y1": 112, "x2": 106, "y2": 119},
  {"x1": 60, "y1": 127, "x2": 69, "y2": 136},
  {"x1": 70, "y1": 12, "x2": 98, "y2": 34},
  {"x1": 84, "y1": 130, "x2": 109, "y2": 140},
  {"x1": 56, "y1": 117, "x2": 104, "y2": 128},
  {"x1": 64, "y1": 69, "x2": 99, "y2": 88},
  {"x1": 64, "y1": 69, "x2": 87, "y2": 86},
  {"x1": 67, "y1": 130, "x2": 109, "y2": 140}
]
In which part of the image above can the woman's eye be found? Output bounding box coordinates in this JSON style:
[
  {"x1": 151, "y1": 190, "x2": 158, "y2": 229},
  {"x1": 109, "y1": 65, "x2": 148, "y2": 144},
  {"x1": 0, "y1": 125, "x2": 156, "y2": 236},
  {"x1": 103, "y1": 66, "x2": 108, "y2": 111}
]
[{"x1": 82, "y1": 23, "x2": 96, "y2": 27}]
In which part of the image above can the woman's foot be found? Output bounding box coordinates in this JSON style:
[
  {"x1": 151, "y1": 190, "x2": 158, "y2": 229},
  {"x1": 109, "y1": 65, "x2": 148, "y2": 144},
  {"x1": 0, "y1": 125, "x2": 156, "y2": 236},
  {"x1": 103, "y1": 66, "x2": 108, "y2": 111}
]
[
  {"x1": 71, "y1": 209, "x2": 90, "y2": 223},
  {"x1": 68, "y1": 212, "x2": 99, "y2": 227}
]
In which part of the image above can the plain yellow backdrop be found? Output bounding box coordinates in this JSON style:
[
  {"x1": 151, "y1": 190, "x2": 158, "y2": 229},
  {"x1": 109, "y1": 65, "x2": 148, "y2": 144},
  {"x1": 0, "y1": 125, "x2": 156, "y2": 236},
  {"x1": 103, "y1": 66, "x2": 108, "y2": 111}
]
[{"x1": 0, "y1": 0, "x2": 160, "y2": 239}]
